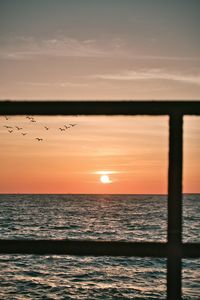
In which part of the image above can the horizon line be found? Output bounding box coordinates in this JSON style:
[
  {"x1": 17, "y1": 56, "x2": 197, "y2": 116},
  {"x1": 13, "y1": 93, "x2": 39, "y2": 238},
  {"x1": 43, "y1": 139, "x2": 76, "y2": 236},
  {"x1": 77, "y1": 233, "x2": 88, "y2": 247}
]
[{"x1": 0, "y1": 192, "x2": 199, "y2": 196}]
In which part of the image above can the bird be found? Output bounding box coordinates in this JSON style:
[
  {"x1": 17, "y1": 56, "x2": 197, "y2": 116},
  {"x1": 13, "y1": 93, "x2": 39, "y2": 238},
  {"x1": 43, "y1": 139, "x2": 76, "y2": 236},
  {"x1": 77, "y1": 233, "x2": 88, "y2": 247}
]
[
  {"x1": 64, "y1": 125, "x2": 71, "y2": 129},
  {"x1": 4, "y1": 125, "x2": 13, "y2": 129},
  {"x1": 31, "y1": 119, "x2": 36, "y2": 123},
  {"x1": 8, "y1": 130, "x2": 13, "y2": 133},
  {"x1": 21, "y1": 133, "x2": 27, "y2": 136},
  {"x1": 44, "y1": 126, "x2": 49, "y2": 130},
  {"x1": 69, "y1": 123, "x2": 77, "y2": 127},
  {"x1": 59, "y1": 128, "x2": 65, "y2": 131},
  {"x1": 16, "y1": 126, "x2": 22, "y2": 130},
  {"x1": 36, "y1": 138, "x2": 43, "y2": 141},
  {"x1": 26, "y1": 116, "x2": 32, "y2": 119}
]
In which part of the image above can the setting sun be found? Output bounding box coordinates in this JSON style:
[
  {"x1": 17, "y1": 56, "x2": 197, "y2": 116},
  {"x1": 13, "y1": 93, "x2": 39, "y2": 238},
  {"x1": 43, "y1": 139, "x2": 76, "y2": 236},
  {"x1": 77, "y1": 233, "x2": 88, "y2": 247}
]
[{"x1": 100, "y1": 175, "x2": 112, "y2": 184}]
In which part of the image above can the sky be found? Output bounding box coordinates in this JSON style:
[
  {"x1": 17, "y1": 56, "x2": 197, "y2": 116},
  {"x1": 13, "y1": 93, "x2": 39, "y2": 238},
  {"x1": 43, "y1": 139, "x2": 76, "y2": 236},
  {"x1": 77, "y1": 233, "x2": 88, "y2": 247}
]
[
  {"x1": 0, "y1": 1, "x2": 199, "y2": 193},
  {"x1": 0, "y1": 0, "x2": 200, "y2": 100},
  {"x1": 0, "y1": 115, "x2": 199, "y2": 194}
]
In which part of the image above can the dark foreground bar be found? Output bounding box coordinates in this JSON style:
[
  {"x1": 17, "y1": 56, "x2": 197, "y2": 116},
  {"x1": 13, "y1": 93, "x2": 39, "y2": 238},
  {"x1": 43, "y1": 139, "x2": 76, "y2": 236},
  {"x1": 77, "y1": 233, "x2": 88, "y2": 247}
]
[
  {"x1": 0, "y1": 240, "x2": 199, "y2": 258},
  {"x1": 1, "y1": 100, "x2": 200, "y2": 115},
  {"x1": 0, "y1": 240, "x2": 167, "y2": 256},
  {"x1": 167, "y1": 114, "x2": 183, "y2": 299}
]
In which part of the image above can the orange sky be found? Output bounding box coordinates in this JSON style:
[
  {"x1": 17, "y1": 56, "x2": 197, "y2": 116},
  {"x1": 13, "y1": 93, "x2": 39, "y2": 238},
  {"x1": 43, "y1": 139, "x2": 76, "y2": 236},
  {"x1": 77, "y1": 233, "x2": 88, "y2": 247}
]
[{"x1": 0, "y1": 115, "x2": 199, "y2": 194}]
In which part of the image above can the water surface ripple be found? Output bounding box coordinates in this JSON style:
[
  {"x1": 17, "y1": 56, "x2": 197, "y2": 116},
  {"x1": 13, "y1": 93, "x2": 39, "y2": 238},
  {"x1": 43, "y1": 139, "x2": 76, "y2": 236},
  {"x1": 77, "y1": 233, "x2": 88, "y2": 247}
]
[{"x1": 0, "y1": 194, "x2": 199, "y2": 299}]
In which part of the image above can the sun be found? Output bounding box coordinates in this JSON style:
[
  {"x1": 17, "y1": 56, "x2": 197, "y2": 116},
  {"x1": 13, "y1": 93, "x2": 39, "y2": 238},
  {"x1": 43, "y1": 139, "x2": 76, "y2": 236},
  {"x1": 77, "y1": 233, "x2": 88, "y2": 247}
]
[{"x1": 100, "y1": 174, "x2": 111, "y2": 184}]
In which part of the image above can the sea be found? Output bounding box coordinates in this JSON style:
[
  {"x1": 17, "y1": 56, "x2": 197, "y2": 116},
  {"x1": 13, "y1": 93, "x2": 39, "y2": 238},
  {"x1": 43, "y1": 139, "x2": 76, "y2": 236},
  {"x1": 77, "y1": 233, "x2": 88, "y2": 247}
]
[{"x1": 0, "y1": 194, "x2": 199, "y2": 300}]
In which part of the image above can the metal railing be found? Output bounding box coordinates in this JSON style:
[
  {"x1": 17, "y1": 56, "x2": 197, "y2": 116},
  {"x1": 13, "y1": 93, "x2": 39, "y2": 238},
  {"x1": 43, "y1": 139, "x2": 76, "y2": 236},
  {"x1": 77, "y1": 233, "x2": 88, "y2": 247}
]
[{"x1": 0, "y1": 100, "x2": 200, "y2": 300}]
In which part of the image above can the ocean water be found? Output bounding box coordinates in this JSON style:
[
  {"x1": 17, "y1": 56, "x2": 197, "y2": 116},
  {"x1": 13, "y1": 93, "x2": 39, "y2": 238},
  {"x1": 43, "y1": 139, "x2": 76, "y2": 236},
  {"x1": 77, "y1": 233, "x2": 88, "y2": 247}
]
[{"x1": 0, "y1": 194, "x2": 199, "y2": 299}]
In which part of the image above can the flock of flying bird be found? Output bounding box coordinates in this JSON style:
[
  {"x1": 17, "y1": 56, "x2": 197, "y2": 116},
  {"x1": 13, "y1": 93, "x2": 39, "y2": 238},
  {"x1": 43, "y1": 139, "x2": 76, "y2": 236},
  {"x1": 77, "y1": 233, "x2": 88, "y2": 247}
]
[{"x1": 2, "y1": 115, "x2": 77, "y2": 141}]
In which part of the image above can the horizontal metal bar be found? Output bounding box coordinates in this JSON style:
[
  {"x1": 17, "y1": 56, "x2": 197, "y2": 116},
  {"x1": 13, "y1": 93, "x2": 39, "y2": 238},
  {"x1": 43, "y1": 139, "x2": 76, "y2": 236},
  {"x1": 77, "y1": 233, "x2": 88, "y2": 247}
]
[
  {"x1": 0, "y1": 101, "x2": 200, "y2": 115},
  {"x1": 0, "y1": 240, "x2": 199, "y2": 257},
  {"x1": 182, "y1": 243, "x2": 200, "y2": 258},
  {"x1": 0, "y1": 240, "x2": 167, "y2": 256}
]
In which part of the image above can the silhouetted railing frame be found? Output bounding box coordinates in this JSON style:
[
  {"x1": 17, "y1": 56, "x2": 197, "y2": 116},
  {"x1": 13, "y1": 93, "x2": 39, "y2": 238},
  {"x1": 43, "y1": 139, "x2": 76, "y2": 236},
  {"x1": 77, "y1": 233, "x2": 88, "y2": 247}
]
[{"x1": 0, "y1": 100, "x2": 200, "y2": 300}]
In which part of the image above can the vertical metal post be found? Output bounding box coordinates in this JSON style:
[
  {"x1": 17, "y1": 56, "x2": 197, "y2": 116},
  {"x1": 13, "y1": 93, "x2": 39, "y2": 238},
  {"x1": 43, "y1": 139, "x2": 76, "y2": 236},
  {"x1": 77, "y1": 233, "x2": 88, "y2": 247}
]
[{"x1": 167, "y1": 113, "x2": 183, "y2": 300}]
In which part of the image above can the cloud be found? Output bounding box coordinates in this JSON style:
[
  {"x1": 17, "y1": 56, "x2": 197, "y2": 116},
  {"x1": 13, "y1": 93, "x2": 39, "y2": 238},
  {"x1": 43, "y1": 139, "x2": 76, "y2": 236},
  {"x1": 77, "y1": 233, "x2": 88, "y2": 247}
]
[
  {"x1": 2, "y1": 35, "x2": 199, "y2": 62},
  {"x1": 93, "y1": 170, "x2": 121, "y2": 175},
  {"x1": 17, "y1": 81, "x2": 88, "y2": 88},
  {"x1": 92, "y1": 69, "x2": 200, "y2": 86},
  {"x1": 0, "y1": 36, "x2": 126, "y2": 60},
  {"x1": 0, "y1": 36, "x2": 104, "y2": 59}
]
